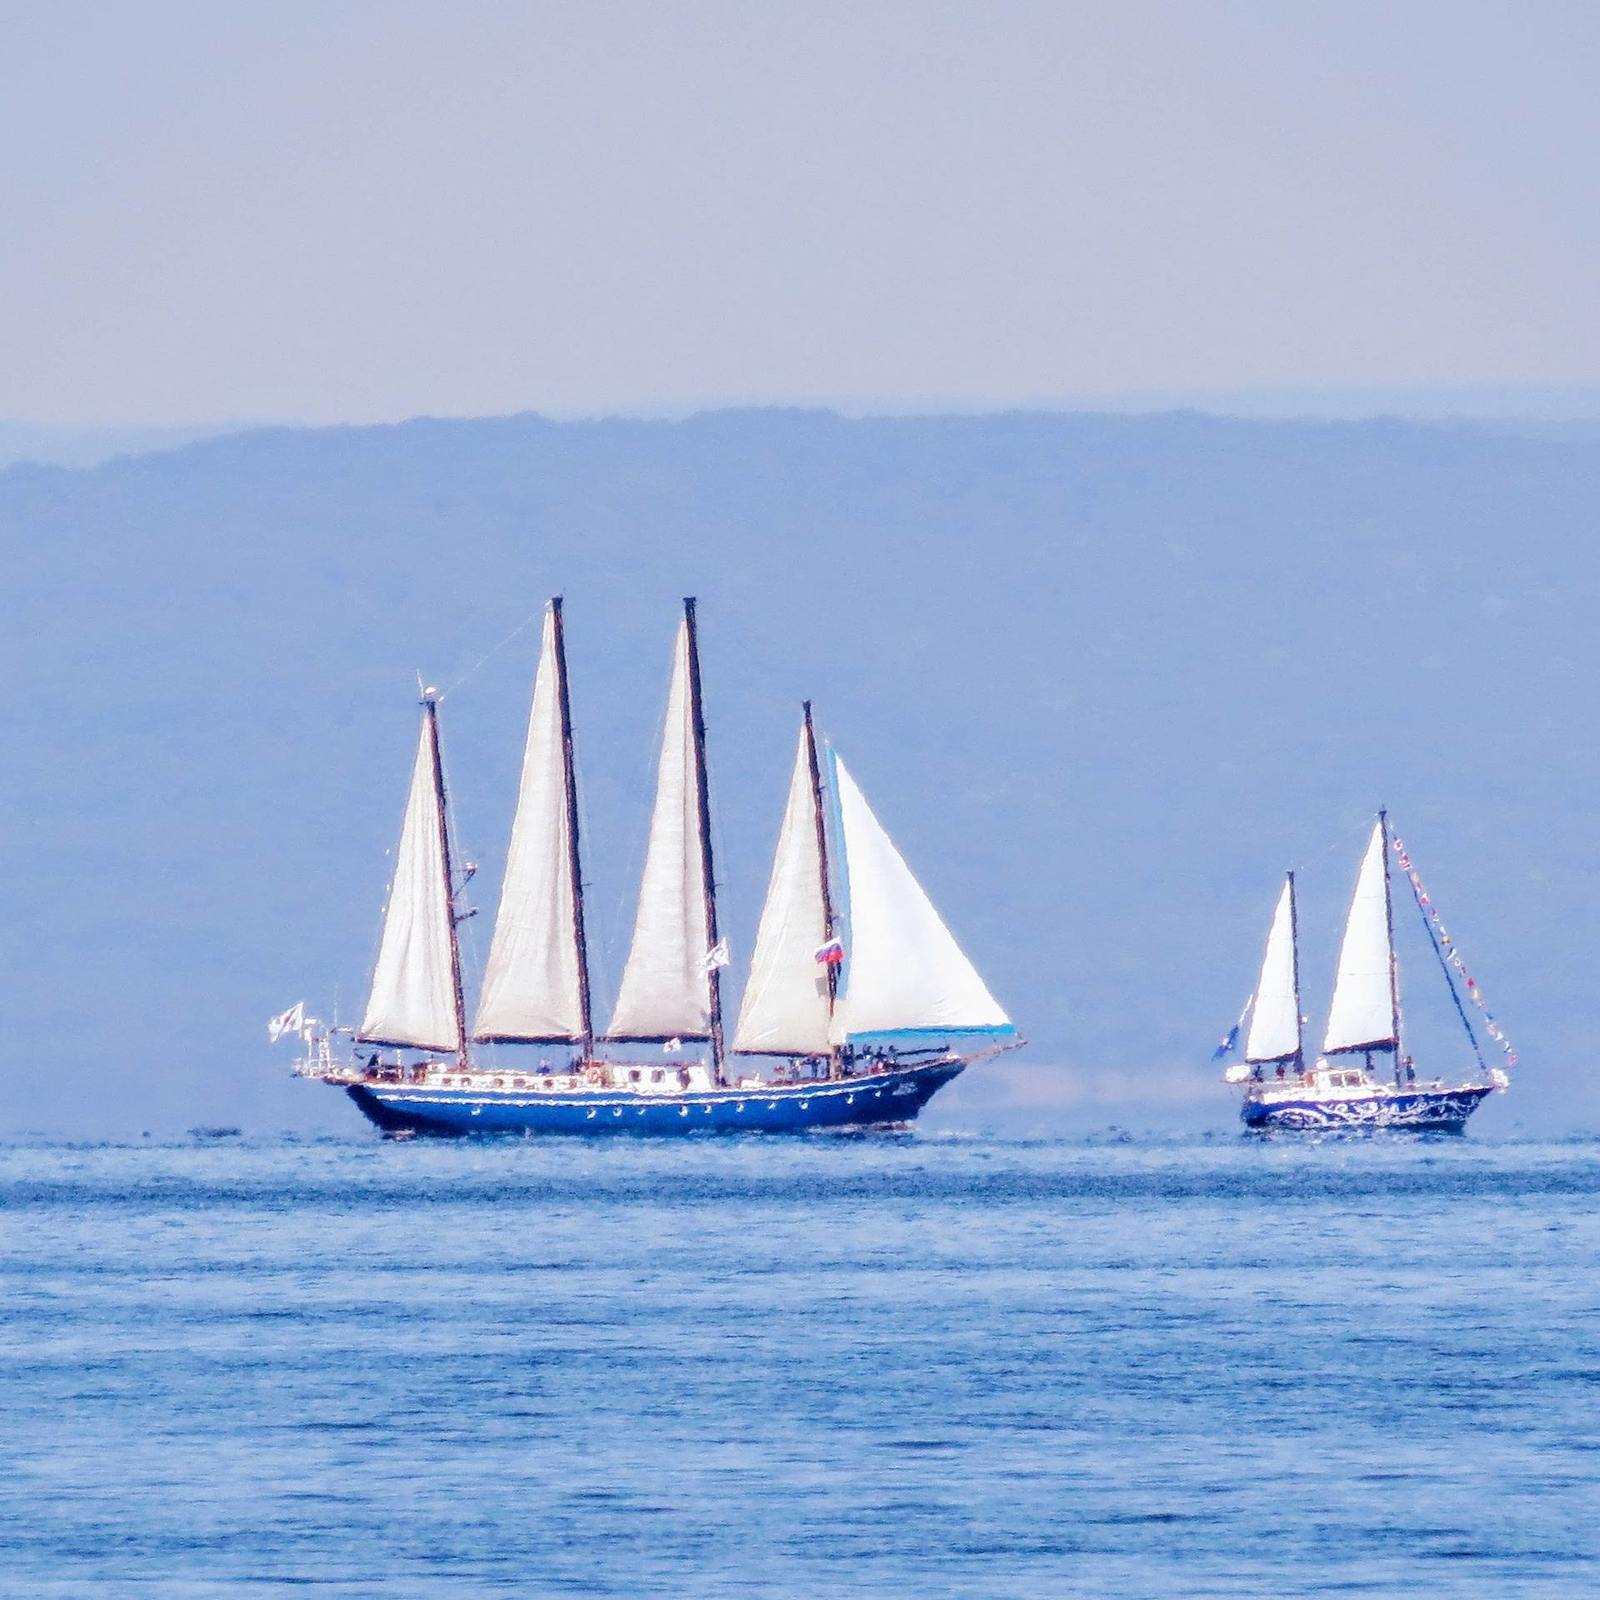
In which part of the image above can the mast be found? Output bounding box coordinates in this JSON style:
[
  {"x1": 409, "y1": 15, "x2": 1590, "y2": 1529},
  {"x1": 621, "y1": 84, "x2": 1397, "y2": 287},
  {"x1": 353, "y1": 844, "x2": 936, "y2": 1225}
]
[
  {"x1": 803, "y1": 702, "x2": 838, "y2": 1010},
  {"x1": 1288, "y1": 869, "x2": 1303, "y2": 1068},
  {"x1": 682, "y1": 597, "x2": 726, "y2": 1084},
  {"x1": 425, "y1": 692, "x2": 470, "y2": 1064},
  {"x1": 802, "y1": 701, "x2": 841, "y2": 1074},
  {"x1": 1379, "y1": 807, "x2": 1402, "y2": 1081},
  {"x1": 550, "y1": 597, "x2": 594, "y2": 1057}
]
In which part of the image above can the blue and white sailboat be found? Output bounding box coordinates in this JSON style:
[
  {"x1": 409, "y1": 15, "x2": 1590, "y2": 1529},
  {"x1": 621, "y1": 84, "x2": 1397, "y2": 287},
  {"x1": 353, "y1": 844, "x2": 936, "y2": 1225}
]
[
  {"x1": 282, "y1": 598, "x2": 1015, "y2": 1135},
  {"x1": 1222, "y1": 814, "x2": 1510, "y2": 1132}
]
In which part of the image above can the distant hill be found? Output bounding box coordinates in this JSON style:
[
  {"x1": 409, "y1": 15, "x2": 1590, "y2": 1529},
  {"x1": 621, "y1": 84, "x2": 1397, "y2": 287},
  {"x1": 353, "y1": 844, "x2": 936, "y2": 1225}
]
[
  {"x1": 3, "y1": 407, "x2": 1594, "y2": 1135},
  {"x1": 0, "y1": 420, "x2": 253, "y2": 469}
]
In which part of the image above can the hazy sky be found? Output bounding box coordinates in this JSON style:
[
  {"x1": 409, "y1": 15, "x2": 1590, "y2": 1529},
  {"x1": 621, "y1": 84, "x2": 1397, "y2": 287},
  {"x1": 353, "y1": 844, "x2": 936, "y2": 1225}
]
[{"x1": 3, "y1": 0, "x2": 1598, "y2": 424}]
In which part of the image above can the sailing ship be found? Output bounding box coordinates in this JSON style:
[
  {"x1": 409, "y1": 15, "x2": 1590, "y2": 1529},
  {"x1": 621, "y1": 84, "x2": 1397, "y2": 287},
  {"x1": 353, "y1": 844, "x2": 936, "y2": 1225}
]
[
  {"x1": 1220, "y1": 813, "x2": 1511, "y2": 1132},
  {"x1": 277, "y1": 598, "x2": 1016, "y2": 1135}
]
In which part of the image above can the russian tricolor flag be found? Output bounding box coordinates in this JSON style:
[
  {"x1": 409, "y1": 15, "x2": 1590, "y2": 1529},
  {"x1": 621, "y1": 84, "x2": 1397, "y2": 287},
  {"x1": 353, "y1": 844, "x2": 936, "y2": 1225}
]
[{"x1": 813, "y1": 938, "x2": 845, "y2": 966}]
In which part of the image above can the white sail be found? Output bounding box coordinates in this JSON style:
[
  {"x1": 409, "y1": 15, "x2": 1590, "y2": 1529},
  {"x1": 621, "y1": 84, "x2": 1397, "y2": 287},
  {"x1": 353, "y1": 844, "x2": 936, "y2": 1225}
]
[
  {"x1": 606, "y1": 619, "x2": 712, "y2": 1040},
  {"x1": 358, "y1": 707, "x2": 461, "y2": 1053},
  {"x1": 828, "y1": 754, "x2": 1011, "y2": 1042},
  {"x1": 472, "y1": 609, "x2": 587, "y2": 1043},
  {"x1": 733, "y1": 724, "x2": 832, "y2": 1055},
  {"x1": 1322, "y1": 821, "x2": 1396, "y2": 1053},
  {"x1": 1245, "y1": 876, "x2": 1300, "y2": 1063}
]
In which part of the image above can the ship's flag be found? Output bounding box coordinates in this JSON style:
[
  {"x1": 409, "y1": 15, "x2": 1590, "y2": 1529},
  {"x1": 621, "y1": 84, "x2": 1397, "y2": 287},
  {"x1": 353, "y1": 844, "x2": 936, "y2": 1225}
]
[
  {"x1": 813, "y1": 937, "x2": 845, "y2": 966},
  {"x1": 662, "y1": 1037, "x2": 683, "y2": 1055},
  {"x1": 267, "y1": 1001, "x2": 305, "y2": 1043},
  {"x1": 700, "y1": 939, "x2": 731, "y2": 974},
  {"x1": 1211, "y1": 994, "x2": 1252, "y2": 1061}
]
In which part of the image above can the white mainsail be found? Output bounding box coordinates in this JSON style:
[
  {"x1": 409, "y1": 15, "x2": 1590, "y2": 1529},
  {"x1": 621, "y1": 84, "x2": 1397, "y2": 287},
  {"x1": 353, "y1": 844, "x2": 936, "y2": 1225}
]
[
  {"x1": 828, "y1": 754, "x2": 1011, "y2": 1042},
  {"x1": 472, "y1": 608, "x2": 587, "y2": 1043},
  {"x1": 606, "y1": 618, "x2": 713, "y2": 1040},
  {"x1": 358, "y1": 705, "x2": 462, "y2": 1053},
  {"x1": 1245, "y1": 875, "x2": 1300, "y2": 1063},
  {"x1": 733, "y1": 723, "x2": 832, "y2": 1055},
  {"x1": 1322, "y1": 820, "x2": 1396, "y2": 1054}
]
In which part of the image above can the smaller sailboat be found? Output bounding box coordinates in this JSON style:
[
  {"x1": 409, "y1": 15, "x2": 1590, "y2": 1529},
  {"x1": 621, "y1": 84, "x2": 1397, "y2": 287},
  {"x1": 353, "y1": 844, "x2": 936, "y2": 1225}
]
[
  {"x1": 279, "y1": 597, "x2": 1016, "y2": 1135},
  {"x1": 1220, "y1": 813, "x2": 1512, "y2": 1132}
]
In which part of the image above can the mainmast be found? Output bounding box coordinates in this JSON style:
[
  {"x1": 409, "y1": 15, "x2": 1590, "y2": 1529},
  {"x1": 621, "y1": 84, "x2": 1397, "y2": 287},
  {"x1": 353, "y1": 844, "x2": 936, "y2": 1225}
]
[
  {"x1": 1287, "y1": 869, "x2": 1303, "y2": 1069},
  {"x1": 802, "y1": 701, "x2": 840, "y2": 1070},
  {"x1": 550, "y1": 597, "x2": 594, "y2": 1057},
  {"x1": 425, "y1": 692, "x2": 471, "y2": 1064},
  {"x1": 682, "y1": 597, "x2": 726, "y2": 1084},
  {"x1": 1379, "y1": 807, "x2": 1403, "y2": 1082}
]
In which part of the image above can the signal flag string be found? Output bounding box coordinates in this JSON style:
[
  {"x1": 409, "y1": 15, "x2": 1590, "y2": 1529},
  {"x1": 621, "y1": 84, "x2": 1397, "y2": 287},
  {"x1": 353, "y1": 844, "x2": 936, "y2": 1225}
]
[{"x1": 1391, "y1": 834, "x2": 1518, "y2": 1071}]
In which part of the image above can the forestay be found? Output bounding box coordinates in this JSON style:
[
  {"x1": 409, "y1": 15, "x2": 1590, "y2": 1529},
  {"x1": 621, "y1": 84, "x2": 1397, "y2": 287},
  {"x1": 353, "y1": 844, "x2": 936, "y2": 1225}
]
[
  {"x1": 473, "y1": 609, "x2": 587, "y2": 1043},
  {"x1": 1245, "y1": 876, "x2": 1300, "y2": 1063},
  {"x1": 828, "y1": 754, "x2": 1012, "y2": 1042},
  {"x1": 1322, "y1": 821, "x2": 1396, "y2": 1053},
  {"x1": 358, "y1": 708, "x2": 461, "y2": 1053},
  {"x1": 607, "y1": 619, "x2": 713, "y2": 1040},
  {"x1": 733, "y1": 724, "x2": 832, "y2": 1055}
]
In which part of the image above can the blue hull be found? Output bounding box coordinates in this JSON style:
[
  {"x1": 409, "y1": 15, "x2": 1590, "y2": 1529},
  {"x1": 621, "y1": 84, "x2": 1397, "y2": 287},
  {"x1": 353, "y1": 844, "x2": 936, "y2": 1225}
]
[
  {"x1": 342, "y1": 1058, "x2": 966, "y2": 1137},
  {"x1": 1242, "y1": 1084, "x2": 1494, "y2": 1133}
]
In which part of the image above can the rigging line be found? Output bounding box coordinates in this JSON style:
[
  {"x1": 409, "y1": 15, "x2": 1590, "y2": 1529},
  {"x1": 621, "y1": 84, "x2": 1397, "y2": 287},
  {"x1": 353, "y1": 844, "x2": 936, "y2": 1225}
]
[
  {"x1": 434, "y1": 606, "x2": 543, "y2": 703},
  {"x1": 1403, "y1": 867, "x2": 1487, "y2": 1074}
]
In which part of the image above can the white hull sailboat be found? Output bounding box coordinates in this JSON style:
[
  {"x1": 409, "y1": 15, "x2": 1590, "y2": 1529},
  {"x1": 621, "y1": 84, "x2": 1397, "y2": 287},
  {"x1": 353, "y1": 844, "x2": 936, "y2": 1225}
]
[
  {"x1": 275, "y1": 598, "x2": 1016, "y2": 1135},
  {"x1": 1220, "y1": 813, "x2": 1511, "y2": 1132}
]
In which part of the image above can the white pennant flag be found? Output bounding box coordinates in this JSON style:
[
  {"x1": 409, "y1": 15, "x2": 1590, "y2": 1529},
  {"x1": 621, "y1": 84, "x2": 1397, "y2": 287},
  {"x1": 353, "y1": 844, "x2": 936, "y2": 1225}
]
[
  {"x1": 700, "y1": 938, "x2": 731, "y2": 974},
  {"x1": 267, "y1": 1001, "x2": 305, "y2": 1044}
]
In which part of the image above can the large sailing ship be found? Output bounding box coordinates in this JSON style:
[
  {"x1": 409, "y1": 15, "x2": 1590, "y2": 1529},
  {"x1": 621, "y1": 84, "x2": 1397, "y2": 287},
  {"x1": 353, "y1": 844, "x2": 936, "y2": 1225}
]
[
  {"x1": 277, "y1": 598, "x2": 1015, "y2": 1135},
  {"x1": 1219, "y1": 813, "x2": 1511, "y2": 1132}
]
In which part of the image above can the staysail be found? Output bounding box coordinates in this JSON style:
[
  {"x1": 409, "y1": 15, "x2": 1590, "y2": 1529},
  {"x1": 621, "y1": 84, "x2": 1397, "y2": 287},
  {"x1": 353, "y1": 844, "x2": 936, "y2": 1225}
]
[
  {"x1": 358, "y1": 700, "x2": 465, "y2": 1054},
  {"x1": 606, "y1": 608, "x2": 720, "y2": 1044},
  {"x1": 827, "y1": 753, "x2": 1012, "y2": 1042},
  {"x1": 472, "y1": 602, "x2": 591, "y2": 1045},
  {"x1": 1322, "y1": 819, "x2": 1397, "y2": 1054},
  {"x1": 733, "y1": 713, "x2": 834, "y2": 1056},
  {"x1": 1245, "y1": 874, "x2": 1301, "y2": 1064}
]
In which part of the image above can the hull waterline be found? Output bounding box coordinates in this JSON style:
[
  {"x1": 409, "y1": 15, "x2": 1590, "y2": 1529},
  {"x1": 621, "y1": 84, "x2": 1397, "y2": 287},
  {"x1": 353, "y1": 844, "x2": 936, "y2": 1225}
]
[
  {"x1": 1241, "y1": 1083, "x2": 1494, "y2": 1133},
  {"x1": 340, "y1": 1057, "x2": 967, "y2": 1137}
]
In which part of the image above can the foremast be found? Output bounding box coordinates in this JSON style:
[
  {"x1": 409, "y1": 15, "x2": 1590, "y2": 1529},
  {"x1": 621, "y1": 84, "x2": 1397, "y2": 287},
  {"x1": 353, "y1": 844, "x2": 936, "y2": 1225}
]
[
  {"x1": 429, "y1": 694, "x2": 472, "y2": 1065},
  {"x1": 1243, "y1": 871, "x2": 1303, "y2": 1073},
  {"x1": 356, "y1": 690, "x2": 471, "y2": 1064},
  {"x1": 553, "y1": 598, "x2": 595, "y2": 1058},
  {"x1": 683, "y1": 597, "x2": 727, "y2": 1084},
  {"x1": 803, "y1": 701, "x2": 842, "y2": 1072}
]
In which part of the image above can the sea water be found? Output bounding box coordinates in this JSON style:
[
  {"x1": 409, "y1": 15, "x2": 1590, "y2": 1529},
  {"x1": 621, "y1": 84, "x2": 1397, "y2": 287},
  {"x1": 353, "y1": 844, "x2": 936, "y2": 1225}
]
[{"x1": 1, "y1": 1131, "x2": 1595, "y2": 1598}]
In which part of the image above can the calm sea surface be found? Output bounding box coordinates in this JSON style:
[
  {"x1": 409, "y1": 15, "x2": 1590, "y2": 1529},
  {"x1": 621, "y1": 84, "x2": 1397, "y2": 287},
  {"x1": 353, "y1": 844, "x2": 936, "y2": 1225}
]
[{"x1": 2, "y1": 1131, "x2": 1596, "y2": 1598}]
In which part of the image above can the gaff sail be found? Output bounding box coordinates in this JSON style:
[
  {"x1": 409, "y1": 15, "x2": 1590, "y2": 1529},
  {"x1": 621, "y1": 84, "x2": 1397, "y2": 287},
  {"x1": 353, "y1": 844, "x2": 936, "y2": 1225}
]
[
  {"x1": 472, "y1": 603, "x2": 590, "y2": 1045},
  {"x1": 1244, "y1": 874, "x2": 1301, "y2": 1064},
  {"x1": 733, "y1": 718, "x2": 834, "y2": 1056},
  {"x1": 1322, "y1": 820, "x2": 1397, "y2": 1054},
  {"x1": 357, "y1": 702, "x2": 464, "y2": 1054},
  {"x1": 606, "y1": 614, "x2": 716, "y2": 1042}
]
